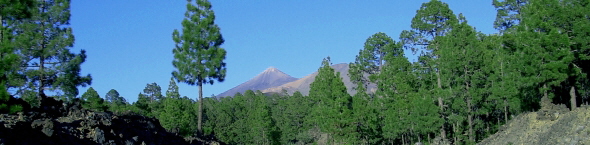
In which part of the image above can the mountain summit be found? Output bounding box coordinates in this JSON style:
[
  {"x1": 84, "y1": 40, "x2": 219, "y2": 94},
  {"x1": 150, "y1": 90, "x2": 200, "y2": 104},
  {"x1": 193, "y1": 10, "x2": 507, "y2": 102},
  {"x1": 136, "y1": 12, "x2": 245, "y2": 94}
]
[{"x1": 216, "y1": 67, "x2": 297, "y2": 98}]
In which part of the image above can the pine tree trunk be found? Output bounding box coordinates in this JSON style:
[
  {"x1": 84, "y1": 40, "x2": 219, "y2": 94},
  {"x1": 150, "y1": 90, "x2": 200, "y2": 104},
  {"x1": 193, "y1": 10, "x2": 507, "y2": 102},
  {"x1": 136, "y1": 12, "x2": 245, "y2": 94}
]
[
  {"x1": 468, "y1": 100, "x2": 473, "y2": 142},
  {"x1": 197, "y1": 82, "x2": 203, "y2": 135},
  {"x1": 428, "y1": 133, "x2": 431, "y2": 144},
  {"x1": 379, "y1": 51, "x2": 383, "y2": 72},
  {"x1": 402, "y1": 134, "x2": 405, "y2": 145},
  {"x1": 451, "y1": 123, "x2": 459, "y2": 144},
  {"x1": 418, "y1": 132, "x2": 422, "y2": 143},
  {"x1": 1, "y1": 14, "x2": 3, "y2": 43},
  {"x1": 504, "y1": 99, "x2": 508, "y2": 123},
  {"x1": 466, "y1": 79, "x2": 474, "y2": 142},
  {"x1": 543, "y1": 84, "x2": 548, "y2": 101},
  {"x1": 436, "y1": 70, "x2": 446, "y2": 140},
  {"x1": 38, "y1": 1, "x2": 48, "y2": 98},
  {"x1": 501, "y1": 59, "x2": 509, "y2": 123},
  {"x1": 39, "y1": 46, "x2": 45, "y2": 97},
  {"x1": 486, "y1": 112, "x2": 490, "y2": 134},
  {"x1": 570, "y1": 86, "x2": 577, "y2": 111}
]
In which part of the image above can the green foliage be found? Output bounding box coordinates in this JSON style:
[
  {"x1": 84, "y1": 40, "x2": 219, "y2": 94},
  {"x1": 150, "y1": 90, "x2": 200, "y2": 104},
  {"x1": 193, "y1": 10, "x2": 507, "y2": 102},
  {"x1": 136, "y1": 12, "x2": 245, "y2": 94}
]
[
  {"x1": 349, "y1": 32, "x2": 400, "y2": 144},
  {"x1": 166, "y1": 77, "x2": 180, "y2": 99},
  {"x1": 104, "y1": 89, "x2": 129, "y2": 113},
  {"x1": 143, "y1": 82, "x2": 164, "y2": 116},
  {"x1": 400, "y1": 0, "x2": 458, "y2": 55},
  {"x1": 143, "y1": 82, "x2": 163, "y2": 102},
  {"x1": 0, "y1": 86, "x2": 22, "y2": 114},
  {"x1": 177, "y1": 96, "x2": 197, "y2": 136},
  {"x1": 436, "y1": 14, "x2": 490, "y2": 143},
  {"x1": 0, "y1": 0, "x2": 34, "y2": 113},
  {"x1": 132, "y1": 93, "x2": 153, "y2": 117},
  {"x1": 492, "y1": 0, "x2": 527, "y2": 32},
  {"x1": 276, "y1": 91, "x2": 313, "y2": 144},
  {"x1": 398, "y1": 0, "x2": 459, "y2": 143},
  {"x1": 81, "y1": 87, "x2": 107, "y2": 112},
  {"x1": 172, "y1": 0, "x2": 227, "y2": 134},
  {"x1": 246, "y1": 90, "x2": 279, "y2": 144},
  {"x1": 10, "y1": 0, "x2": 91, "y2": 101},
  {"x1": 308, "y1": 57, "x2": 355, "y2": 144},
  {"x1": 157, "y1": 79, "x2": 198, "y2": 137},
  {"x1": 499, "y1": 0, "x2": 589, "y2": 110},
  {"x1": 105, "y1": 89, "x2": 126, "y2": 105},
  {"x1": 2, "y1": 0, "x2": 581, "y2": 144},
  {"x1": 130, "y1": 0, "x2": 590, "y2": 144},
  {"x1": 20, "y1": 89, "x2": 39, "y2": 108},
  {"x1": 481, "y1": 34, "x2": 521, "y2": 127}
]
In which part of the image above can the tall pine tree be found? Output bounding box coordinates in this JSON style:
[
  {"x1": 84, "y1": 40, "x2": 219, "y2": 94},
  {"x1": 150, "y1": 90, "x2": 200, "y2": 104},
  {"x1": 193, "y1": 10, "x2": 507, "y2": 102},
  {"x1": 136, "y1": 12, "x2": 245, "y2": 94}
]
[
  {"x1": 172, "y1": 0, "x2": 227, "y2": 134},
  {"x1": 0, "y1": 0, "x2": 34, "y2": 114},
  {"x1": 11, "y1": 0, "x2": 91, "y2": 101},
  {"x1": 399, "y1": 0, "x2": 458, "y2": 140},
  {"x1": 308, "y1": 57, "x2": 354, "y2": 144}
]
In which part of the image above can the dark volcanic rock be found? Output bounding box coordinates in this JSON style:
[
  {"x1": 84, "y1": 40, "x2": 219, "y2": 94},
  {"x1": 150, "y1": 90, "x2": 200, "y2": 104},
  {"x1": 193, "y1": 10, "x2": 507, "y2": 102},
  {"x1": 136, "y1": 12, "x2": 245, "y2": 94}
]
[
  {"x1": 31, "y1": 119, "x2": 55, "y2": 137},
  {"x1": 0, "y1": 97, "x2": 224, "y2": 145}
]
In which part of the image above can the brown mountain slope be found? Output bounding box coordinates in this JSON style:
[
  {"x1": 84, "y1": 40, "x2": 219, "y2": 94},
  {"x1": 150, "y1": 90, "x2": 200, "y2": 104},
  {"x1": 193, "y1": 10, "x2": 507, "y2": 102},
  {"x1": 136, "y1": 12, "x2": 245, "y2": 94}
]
[
  {"x1": 262, "y1": 63, "x2": 359, "y2": 96},
  {"x1": 216, "y1": 67, "x2": 297, "y2": 98}
]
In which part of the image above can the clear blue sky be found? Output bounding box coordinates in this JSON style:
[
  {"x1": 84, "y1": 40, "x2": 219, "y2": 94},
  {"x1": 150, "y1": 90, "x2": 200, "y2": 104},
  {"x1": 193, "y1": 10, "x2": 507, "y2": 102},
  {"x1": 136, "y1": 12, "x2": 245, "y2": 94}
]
[{"x1": 70, "y1": 0, "x2": 498, "y2": 103}]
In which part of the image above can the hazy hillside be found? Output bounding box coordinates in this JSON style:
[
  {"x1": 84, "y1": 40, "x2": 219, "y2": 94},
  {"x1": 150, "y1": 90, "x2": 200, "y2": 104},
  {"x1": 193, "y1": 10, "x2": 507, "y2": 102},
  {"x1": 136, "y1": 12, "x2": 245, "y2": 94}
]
[{"x1": 216, "y1": 67, "x2": 297, "y2": 97}]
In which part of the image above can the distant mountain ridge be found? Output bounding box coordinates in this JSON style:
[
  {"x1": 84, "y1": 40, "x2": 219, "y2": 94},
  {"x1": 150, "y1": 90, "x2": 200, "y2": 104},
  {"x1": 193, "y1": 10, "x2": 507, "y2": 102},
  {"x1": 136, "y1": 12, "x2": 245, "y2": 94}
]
[
  {"x1": 216, "y1": 67, "x2": 298, "y2": 97},
  {"x1": 218, "y1": 63, "x2": 373, "y2": 98},
  {"x1": 262, "y1": 63, "x2": 358, "y2": 96}
]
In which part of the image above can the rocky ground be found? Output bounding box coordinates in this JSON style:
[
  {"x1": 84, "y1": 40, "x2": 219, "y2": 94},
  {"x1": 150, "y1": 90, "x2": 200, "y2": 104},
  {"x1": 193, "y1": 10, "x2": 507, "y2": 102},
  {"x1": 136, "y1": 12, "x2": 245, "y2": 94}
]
[
  {"x1": 0, "y1": 97, "x2": 223, "y2": 145},
  {"x1": 479, "y1": 97, "x2": 590, "y2": 145}
]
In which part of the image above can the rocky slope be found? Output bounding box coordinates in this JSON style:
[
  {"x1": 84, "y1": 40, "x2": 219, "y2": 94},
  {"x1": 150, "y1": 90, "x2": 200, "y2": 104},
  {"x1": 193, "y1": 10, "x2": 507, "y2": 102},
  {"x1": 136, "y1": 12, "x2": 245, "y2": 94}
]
[
  {"x1": 0, "y1": 97, "x2": 222, "y2": 145},
  {"x1": 479, "y1": 99, "x2": 590, "y2": 145},
  {"x1": 217, "y1": 67, "x2": 297, "y2": 98}
]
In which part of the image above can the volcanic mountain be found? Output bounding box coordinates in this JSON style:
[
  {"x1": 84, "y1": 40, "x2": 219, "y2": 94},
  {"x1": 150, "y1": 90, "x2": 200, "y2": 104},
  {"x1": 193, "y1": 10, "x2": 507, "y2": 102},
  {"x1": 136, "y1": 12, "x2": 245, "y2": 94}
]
[
  {"x1": 216, "y1": 67, "x2": 298, "y2": 98},
  {"x1": 262, "y1": 63, "x2": 368, "y2": 96}
]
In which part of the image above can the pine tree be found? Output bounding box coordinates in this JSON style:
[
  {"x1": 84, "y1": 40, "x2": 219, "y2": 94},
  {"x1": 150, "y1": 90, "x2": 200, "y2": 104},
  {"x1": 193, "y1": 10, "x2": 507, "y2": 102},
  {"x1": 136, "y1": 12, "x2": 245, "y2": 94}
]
[
  {"x1": 436, "y1": 14, "x2": 488, "y2": 143},
  {"x1": 492, "y1": 0, "x2": 528, "y2": 32},
  {"x1": 166, "y1": 77, "x2": 180, "y2": 99},
  {"x1": 172, "y1": 0, "x2": 227, "y2": 134},
  {"x1": 247, "y1": 90, "x2": 277, "y2": 145},
  {"x1": 481, "y1": 34, "x2": 521, "y2": 130},
  {"x1": 399, "y1": 0, "x2": 458, "y2": 140},
  {"x1": 158, "y1": 78, "x2": 182, "y2": 133},
  {"x1": 553, "y1": 0, "x2": 590, "y2": 110},
  {"x1": 81, "y1": 87, "x2": 106, "y2": 112},
  {"x1": 309, "y1": 57, "x2": 354, "y2": 144},
  {"x1": 159, "y1": 97, "x2": 181, "y2": 133},
  {"x1": 351, "y1": 79, "x2": 381, "y2": 144},
  {"x1": 105, "y1": 89, "x2": 127, "y2": 113},
  {"x1": 133, "y1": 92, "x2": 152, "y2": 116},
  {"x1": 377, "y1": 41, "x2": 412, "y2": 144},
  {"x1": 176, "y1": 96, "x2": 197, "y2": 136},
  {"x1": 350, "y1": 32, "x2": 395, "y2": 86},
  {"x1": 142, "y1": 82, "x2": 164, "y2": 116},
  {"x1": 502, "y1": 0, "x2": 581, "y2": 110},
  {"x1": 143, "y1": 82, "x2": 163, "y2": 102},
  {"x1": 11, "y1": 0, "x2": 91, "y2": 101},
  {"x1": 105, "y1": 89, "x2": 125, "y2": 105},
  {"x1": 0, "y1": 0, "x2": 34, "y2": 114}
]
